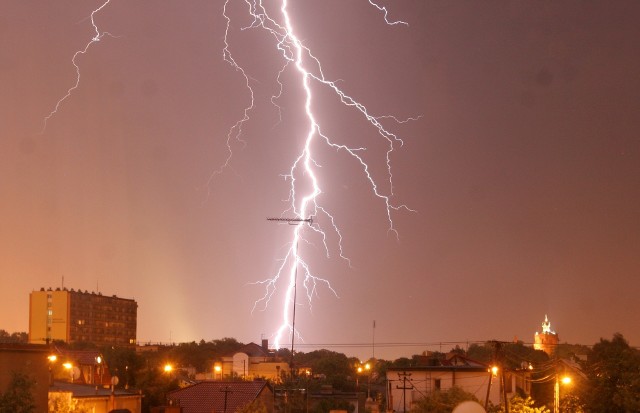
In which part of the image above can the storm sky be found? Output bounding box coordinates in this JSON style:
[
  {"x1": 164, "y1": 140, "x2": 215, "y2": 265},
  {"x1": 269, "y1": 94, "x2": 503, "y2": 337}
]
[{"x1": 2, "y1": 0, "x2": 639, "y2": 360}]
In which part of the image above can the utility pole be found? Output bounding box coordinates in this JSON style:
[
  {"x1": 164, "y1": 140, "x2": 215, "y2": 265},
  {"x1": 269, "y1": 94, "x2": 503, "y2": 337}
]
[
  {"x1": 396, "y1": 372, "x2": 413, "y2": 413},
  {"x1": 486, "y1": 340, "x2": 510, "y2": 413},
  {"x1": 484, "y1": 368, "x2": 494, "y2": 411},
  {"x1": 220, "y1": 385, "x2": 232, "y2": 413},
  {"x1": 266, "y1": 216, "x2": 313, "y2": 373}
]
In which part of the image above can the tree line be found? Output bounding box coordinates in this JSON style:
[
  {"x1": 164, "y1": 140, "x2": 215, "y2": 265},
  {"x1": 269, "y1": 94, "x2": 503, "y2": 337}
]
[{"x1": 2, "y1": 332, "x2": 640, "y2": 412}]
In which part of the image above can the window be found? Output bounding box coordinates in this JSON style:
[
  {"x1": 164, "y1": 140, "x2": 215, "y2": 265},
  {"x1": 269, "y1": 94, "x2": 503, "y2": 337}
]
[
  {"x1": 48, "y1": 309, "x2": 53, "y2": 316},
  {"x1": 434, "y1": 379, "x2": 441, "y2": 390}
]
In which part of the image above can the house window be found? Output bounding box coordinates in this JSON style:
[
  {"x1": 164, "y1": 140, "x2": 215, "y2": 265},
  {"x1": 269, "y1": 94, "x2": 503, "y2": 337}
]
[
  {"x1": 48, "y1": 309, "x2": 53, "y2": 316},
  {"x1": 434, "y1": 379, "x2": 441, "y2": 390}
]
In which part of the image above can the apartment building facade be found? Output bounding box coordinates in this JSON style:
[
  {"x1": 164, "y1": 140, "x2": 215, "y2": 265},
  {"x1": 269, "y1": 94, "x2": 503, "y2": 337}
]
[{"x1": 29, "y1": 287, "x2": 137, "y2": 347}]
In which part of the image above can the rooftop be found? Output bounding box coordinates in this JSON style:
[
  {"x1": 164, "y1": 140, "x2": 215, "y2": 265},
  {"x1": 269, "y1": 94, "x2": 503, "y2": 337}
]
[{"x1": 168, "y1": 380, "x2": 271, "y2": 413}]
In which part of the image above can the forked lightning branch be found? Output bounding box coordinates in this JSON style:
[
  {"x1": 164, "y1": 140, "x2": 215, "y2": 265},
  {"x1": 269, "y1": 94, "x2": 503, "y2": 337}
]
[
  {"x1": 222, "y1": 0, "x2": 415, "y2": 351},
  {"x1": 40, "y1": 0, "x2": 416, "y2": 353}
]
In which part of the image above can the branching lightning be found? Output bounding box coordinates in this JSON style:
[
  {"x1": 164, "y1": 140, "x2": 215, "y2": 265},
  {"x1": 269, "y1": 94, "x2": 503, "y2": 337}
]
[
  {"x1": 41, "y1": 0, "x2": 414, "y2": 351},
  {"x1": 221, "y1": 0, "x2": 415, "y2": 350},
  {"x1": 40, "y1": 0, "x2": 114, "y2": 134}
]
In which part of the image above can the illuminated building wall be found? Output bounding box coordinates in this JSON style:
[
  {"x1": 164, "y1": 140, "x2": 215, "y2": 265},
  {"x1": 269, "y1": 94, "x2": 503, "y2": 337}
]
[
  {"x1": 29, "y1": 288, "x2": 137, "y2": 347},
  {"x1": 533, "y1": 315, "x2": 559, "y2": 356}
]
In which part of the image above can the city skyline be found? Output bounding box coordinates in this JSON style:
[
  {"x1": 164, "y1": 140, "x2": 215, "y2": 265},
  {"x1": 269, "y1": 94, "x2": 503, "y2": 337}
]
[{"x1": 2, "y1": 1, "x2": 639, "y2": 361}]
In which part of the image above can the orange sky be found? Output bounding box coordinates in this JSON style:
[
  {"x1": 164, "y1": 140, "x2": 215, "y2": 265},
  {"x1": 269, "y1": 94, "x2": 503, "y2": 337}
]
[{"x1": 2, "y1": 1, "x2": 639, "y2": 360}]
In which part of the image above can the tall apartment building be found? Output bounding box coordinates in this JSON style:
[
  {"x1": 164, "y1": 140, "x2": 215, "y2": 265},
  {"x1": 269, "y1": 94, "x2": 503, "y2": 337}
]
[{"x1": 29, "y1": 287, "x2": 137, "y2": 347}]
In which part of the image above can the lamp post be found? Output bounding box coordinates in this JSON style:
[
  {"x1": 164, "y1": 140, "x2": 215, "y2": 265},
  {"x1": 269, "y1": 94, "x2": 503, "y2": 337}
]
[
  {"x1": 485, "y1": 365, "x2": 499, "y2": 410},
  {"x1": 47, "y1": 355, "x2": 57, "y2": 386},
  {"x1": 355, "y1": 362, "x2": 372, "y2": 397},
  {"x1": 63, "y1": 362, "x2": 74, "y2": 383},
  {"x1": 364, "y1": 362, "x2": 372, "y2": 400},
  {"x1": 554, "y1": 374, "x2": 571, "y2": 413},
  {"x1": 96, "y1": 356, "x2": 103, "y2": 386}
]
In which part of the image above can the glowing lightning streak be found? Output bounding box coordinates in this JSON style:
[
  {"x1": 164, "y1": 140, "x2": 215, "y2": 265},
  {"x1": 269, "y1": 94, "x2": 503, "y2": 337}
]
[
  {"x1": 220, "y1": 0, "x2": 414, "y2": 351},
  {"x1": 367, "y1": 0, "x2": 409, "y2": 26},
  {"x1": 40, "y1": 0, "x2": 114, "y2": 134}
]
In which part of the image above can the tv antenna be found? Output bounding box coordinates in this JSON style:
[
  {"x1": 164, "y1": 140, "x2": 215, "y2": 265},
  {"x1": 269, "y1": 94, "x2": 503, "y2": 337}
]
[
  {"x1": 266, "y1": 215, "x2": 314, "y2": 372},
  {"x1": 266, "y1": 216, "x2": 313, "y2": 225}
]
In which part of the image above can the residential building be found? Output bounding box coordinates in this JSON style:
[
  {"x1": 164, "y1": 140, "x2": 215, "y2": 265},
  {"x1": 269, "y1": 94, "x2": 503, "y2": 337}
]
[
  {"x1": 385, "y1": 353, "x2": 528, "y2": 411},
  {"x1": 166, "y1": 380, "x2": 274, "y2": 413},
  {"x1": 29, "y1": 287, "x2": 137, "y2": 348},
  {"x1": 0, "y1": 343, "x2": 50, "y2": 413},
  {"x1": 534, "y1": 315, "x2": 559, "y2": 356},
  {"x1": 219, "y1": 340, "x2": 289, "y2": 382},
  {"x1": 50, "y1": 348, "x2": 112, "y2": 386},
  {"x1": 49, "y1": 381, "x2": 142, "y2": 413}
]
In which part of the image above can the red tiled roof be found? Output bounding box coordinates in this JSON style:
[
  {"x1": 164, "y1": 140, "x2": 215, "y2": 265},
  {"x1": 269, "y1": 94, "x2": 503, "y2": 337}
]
[{"x1": 167, "y1": 381, "x2": 270, "y2": 413}]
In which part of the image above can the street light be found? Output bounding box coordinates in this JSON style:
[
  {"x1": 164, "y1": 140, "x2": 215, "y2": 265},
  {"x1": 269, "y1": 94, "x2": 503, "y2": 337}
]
[
  {"x1": 214, "y1": 364, "x2": 222, "y2": 380},
  {"x1": 47, "y1": 355, "x2": 57, "y2": 386},
  {"x1": 63, "y1": 362, "x2": 74, "y2": 383},
  {"x1": 484, "y1": 366, "x2": 499, "y2": 410},
  {"x1": 364, "y1": 362, "x2": 372, "y2": 400},
  {"x1": 554, "y1": 374, "x2": 572, "y2": 413},
  {"x1": 355, "y1": 361, "x2": 372, "y2": 397},
  {"x1": 96, "y1": 356, "x2": 103, "y2": 386}
]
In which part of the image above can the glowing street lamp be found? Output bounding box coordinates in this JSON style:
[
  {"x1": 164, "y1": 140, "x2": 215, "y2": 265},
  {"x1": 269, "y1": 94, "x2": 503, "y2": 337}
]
[
  {"x1": 164, "y1": 364, "x2": 173, "y2": 373},
  {"x1": 95, "y1": 355, "x2": 103, "y2": 385},
  {"x1": 355, "y1": 361, "x2": 372, "y2": 397},
  {"x1": 63, "y1": 362, "x2": 74, "y2": 383},
  {"x1": 485, "y1": 366, "x2": 499, "y2": 410},
  {"x1": 554, "y1": 374, "x2": 572, "y2": 413},
  {"x1": 214, "y1": 364, "x2": 222, "y2": 380},
  {"x1": 47, "y1": 355, "x2": 57, "y2": 386}
]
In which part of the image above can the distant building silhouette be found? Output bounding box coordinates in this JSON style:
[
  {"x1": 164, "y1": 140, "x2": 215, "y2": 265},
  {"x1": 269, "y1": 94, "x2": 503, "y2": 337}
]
[
  {"x1": 29, "y1": 287, "x2": 137, "y2": 348},
  {"x1": 534, "y1": 315, "x2": 558, "y2": 356}
]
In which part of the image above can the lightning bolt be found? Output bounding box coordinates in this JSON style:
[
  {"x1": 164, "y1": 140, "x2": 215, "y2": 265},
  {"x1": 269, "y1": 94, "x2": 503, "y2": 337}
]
[
  {"x1": 40, "y1": 0, "x2": 114, "y2": 134},
  {"x1": 220, "y1": 0, "x2": 415, "y2": 351},
  {"x1": 41, "y1": 0, "x2": 413, "y2": 350}
]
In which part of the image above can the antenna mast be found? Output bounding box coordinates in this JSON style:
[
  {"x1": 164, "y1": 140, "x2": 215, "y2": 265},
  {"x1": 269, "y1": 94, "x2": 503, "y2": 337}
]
[{"x1": 267, "y1": 216, "x2": 313, "y2": 372}]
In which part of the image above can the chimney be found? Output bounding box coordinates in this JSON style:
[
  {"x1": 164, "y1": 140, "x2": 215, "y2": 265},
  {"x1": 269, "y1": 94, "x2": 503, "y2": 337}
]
[{"x1": 262, "y1": 339, "x2": 269, "y2": 351}]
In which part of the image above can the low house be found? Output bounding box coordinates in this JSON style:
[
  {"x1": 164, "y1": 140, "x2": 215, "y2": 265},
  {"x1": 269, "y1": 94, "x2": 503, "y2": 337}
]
[
  {"x1": 52, "y1": 348, "x2": 112, "y2": 386},
  {"x1": 386, "y1": 353, "x2": 530, "y2": 411},
  {"x1": 167, "y1": 380, "x2": 274, "y2": 413},
  {"x1": 48, "y1": 380, "x2": 142, "y2": 413},
  {"x1": 219, "y1": 340, "x2": 289, "y2": 382}
]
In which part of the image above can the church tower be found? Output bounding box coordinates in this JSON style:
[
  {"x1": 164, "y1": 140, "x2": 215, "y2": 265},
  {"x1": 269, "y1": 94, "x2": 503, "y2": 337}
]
[{"x1": 534, "y1": 315, "x2": 559, "y2": 356}]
